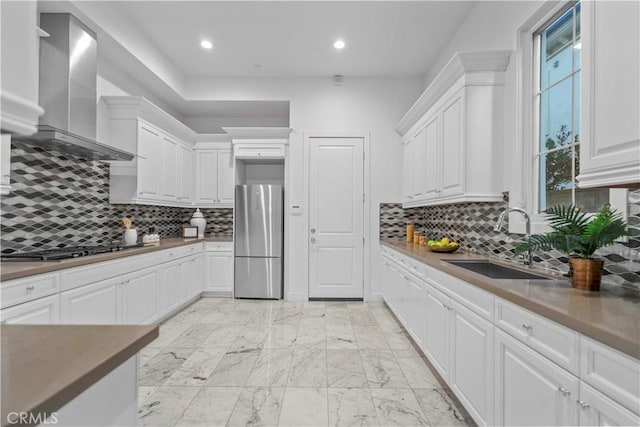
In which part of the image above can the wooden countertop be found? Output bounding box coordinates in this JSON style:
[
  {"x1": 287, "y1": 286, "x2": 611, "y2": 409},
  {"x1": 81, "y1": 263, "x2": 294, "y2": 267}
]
[
  {"x1": 1, "y1": 236, "x2": 232, "y2": 282},
  {"x1": 1, "y1": 324, "x2": 158, "y2": 427},
  {"x1": 381, "y1": 239, "x2": 640, "y2": 359}
]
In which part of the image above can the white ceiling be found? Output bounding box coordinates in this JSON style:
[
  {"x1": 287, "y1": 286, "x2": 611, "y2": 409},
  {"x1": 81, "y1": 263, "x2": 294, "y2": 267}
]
[
  {"x1": 93, "y1": 1, "x2": 477, "y2": 79},
  {"x1": 38, "y1": 1, "x2": 477, "y2": 127}
]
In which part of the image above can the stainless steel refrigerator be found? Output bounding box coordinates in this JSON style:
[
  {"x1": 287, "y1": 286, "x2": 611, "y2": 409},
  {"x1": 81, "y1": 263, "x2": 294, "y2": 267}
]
[{"x1": 234, "y1": 184, "x2": 284, "y2": 299}]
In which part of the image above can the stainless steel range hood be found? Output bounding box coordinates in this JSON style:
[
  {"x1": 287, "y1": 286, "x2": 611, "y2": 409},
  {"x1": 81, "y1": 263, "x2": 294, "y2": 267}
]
[{"x1": 18, "y1": 13, "x2": 133, "y2": 161}]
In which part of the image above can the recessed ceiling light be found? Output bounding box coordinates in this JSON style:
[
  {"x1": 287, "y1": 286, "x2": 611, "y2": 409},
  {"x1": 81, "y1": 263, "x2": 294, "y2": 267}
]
[
  {"x1": 200, "y1": 40, "x2": 213, "y2": 49},
  {"x1": 334, "y1": 40, "x2": 346, "y2": 50}
]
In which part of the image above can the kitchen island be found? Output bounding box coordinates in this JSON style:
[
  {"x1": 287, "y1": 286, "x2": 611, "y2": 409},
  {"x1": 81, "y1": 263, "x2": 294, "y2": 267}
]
[{"x1": 1, "y1": 324, "x2": 158, "y2": 427}]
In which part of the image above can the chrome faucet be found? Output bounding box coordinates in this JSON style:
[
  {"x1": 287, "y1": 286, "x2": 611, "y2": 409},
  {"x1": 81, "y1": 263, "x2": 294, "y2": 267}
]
[{"x1": 495, "y1": 207, "x2": 532, "y2": 265}]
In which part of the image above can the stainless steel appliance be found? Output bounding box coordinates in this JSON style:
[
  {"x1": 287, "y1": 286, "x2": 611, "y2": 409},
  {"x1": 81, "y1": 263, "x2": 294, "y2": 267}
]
[
  {"x1": 234, "y1": 184, "x2": 284, "y2": 299},
  {"x1": 16, "y1": 13, "x2": 133, "y2": 161},
  {"x1": 1, "y1": 244, "x2": 141, "y2": 261}
]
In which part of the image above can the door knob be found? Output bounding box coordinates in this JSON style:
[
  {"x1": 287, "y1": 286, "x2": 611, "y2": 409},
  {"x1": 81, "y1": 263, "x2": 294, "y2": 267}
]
[
  {"x1": 310, "y1": 238, "x2": 316, "y2": 243},
  {"x1": 310, "y1": 228, "x2": 316, "y2": 234}
]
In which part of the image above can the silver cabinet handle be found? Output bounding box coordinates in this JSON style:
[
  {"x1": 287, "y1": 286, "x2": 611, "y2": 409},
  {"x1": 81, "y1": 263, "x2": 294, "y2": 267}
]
[
  {"x1": 26, "y1": 285, "x2": 35, "y2": 292},
  {"x1": 577, "y1": 400, "x2": 590, "y2": 409},
  {"x1": 522, "y1": 323, "x2": 533, "y2": 331},
  {"x1": 310, "y1": 238, "x2": 316, "y2": 243},
  {"x1": 558, "y1": 387, "x2": 571, "y2": 396},
  {"x1": 310, "y1": 228, "x2": 316, "y2": 234}
]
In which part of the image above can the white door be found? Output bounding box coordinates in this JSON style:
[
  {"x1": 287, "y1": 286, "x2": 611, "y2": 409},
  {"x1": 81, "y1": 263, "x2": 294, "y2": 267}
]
[
  {"x1": 423, "y1": 114, "x2": 440, "y2": 200},
  {"x1": 60, "y1": 277, "x2": 121, "y2": 324},
  {"x1": 178, "y1": 144, "x2": 192, "y2": 203},
  {"x1": 159, "y1": 262, "x2": 179, "y2": 312},
  {"x1": 424, "y1": 283, "x2": 451, "y2": 379},
  {"x1": 161, "y1": 136, "x2": 178, "y2": 201},
  {"x1": 578, "y1": 382, "x2": 640, "y2": 426},
  {"x1": 308, "y1": 137, "x2": 364, "y2": 299}
]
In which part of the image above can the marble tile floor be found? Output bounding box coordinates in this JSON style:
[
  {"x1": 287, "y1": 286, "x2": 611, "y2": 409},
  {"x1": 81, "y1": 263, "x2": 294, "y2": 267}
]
[{"x1": 138, "y1": 298, "x2": 470, "y2": 427}]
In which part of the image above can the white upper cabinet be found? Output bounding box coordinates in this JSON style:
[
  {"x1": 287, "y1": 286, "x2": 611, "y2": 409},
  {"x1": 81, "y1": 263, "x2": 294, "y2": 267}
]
[
  {"x1": 178, "y1": 144, "x2": 193, "y2": 203},
  {"x1": 396, "y1": 51, "x2": 510, "y2": 207},
  {"x1": 577, "y1": 1, "x2": 640, "y2": 188},
  {"x1": 160, "y1": 135, "x2": 179, "y2": 202},
  {"x1": 0, "y1": 1, "x2": 45, "y2": 135},
  {"x1": 104, "y1": 96, "x2": 196, "y2": 207},
  {"x1": 193, "y1": 145, "x2": 234, "y2": 208}
]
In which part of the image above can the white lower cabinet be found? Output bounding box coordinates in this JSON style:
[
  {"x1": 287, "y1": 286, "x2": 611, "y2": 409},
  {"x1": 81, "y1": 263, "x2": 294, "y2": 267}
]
[
  {"x1": 205, "y1": 251, "x2": 234, "y2": 295},
  {"x1": 380, "y1": 245, "x2": 639, "y2": 427},
  {"x1": 494, "y1": 329, "x2": 579, "y2": 427},
  {"x1": 159, "y1": 263, "x2": 179, "y2": 313},
  {"x1": 121, "y1": 267, "x2": 159, "y2": 324},
  {"x1": 60, "y1": 277, "x2": 120, "y2": 324},
  {"x1": 177, "y1": 256, "x2": 192, "y2": 303},
  {"x1": 424, "y1": 282, "x2": 451, "y2": 379},
  {"x1": 189, "y1": 255, "x2": 203, "y2": 296},
  {"x1": 0, "y1": 294, "x2": 59, "y2": 324},
  {"x1": 578, "y1": 382, "x2": 640, "y2": 426},
  {"x1": 450, "y1": 299, "x2": 494, "y2": 426}
]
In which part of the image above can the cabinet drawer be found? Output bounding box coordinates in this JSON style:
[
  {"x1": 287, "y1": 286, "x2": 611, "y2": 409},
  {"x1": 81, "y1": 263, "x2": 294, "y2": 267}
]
[
  {"x1": 428, "y1": 267, "x2": 493, "y2": 320},
  {"x1": 206, "y1": 242, "x2": 233, "y2": 252},
  {"x1": 1, "y1": 273, "x2": 59, "y2": 309},
  {"x1": 580, "y1": 335, "x2": 640, "y2": 414},
  {"x1": 495, "y1": 299, "x2": 579, "y2": 374},
  {"x1": 61, "y1": 252, "x2": 160, "y2": 292},
  {"x1": 161, "y1": 243, "x2": 203, "y2": 262}
]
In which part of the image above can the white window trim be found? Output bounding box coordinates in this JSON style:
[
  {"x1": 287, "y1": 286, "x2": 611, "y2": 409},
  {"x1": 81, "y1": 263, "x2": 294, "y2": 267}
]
[{"x1": 512, "y1": 1, "x2": 627, "y2": 235}]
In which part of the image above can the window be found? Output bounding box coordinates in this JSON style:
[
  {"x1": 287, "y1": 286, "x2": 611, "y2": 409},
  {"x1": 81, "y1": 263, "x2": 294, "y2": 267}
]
[{"x1": 534, "y1": 1, "x2": 608, "y2": 212}]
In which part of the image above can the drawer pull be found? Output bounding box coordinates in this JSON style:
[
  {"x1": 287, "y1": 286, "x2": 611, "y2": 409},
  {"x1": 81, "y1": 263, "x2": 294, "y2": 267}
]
[
  {"x1": 577, "y1": 400, "x2": 590, "y2": 409},
  {"x1": 521, "y1": 323, "x2": 533, "y2": 331},
  {"x1": 558, "y1": 387, "x2": 571, "y2": 396},
  {"x1": 26, "y1": 286, "x2": 35, "y2": 292}
]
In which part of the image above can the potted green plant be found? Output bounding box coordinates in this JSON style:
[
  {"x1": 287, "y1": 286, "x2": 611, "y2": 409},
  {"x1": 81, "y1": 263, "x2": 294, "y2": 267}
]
[{"x1": 515, "y1": 204, "x2": 628, "y2": 291}]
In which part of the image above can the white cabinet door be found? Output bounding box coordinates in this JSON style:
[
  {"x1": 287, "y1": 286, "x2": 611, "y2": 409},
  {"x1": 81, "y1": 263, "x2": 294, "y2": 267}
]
[
  {"x1": 440, "y1": 90, "x2": 465, "y2": 198},
  {"x1": 578, "y1": 382, "x2": 640, "y2": 426},
  {"x1": 189, "y1": 255, "x2": 203, "y2": 297},
  {"x1": 217, "y1": 149, "x2": 234, "y2": 205},
  {"x1": 423, "y1": 114, "x2": 440, "y2": 200},
  {"x1": 161, "y1": 135, "x2": 178, "y2": 201},
  {"x1": 60, "y1": 277, "x2": 120, "y2": 324},
  {"x1": 406, "y1": 276, "x2": 426, "y2": 350},
  {"x1": 205, "y1": 252, "x2": 233, "y2": 293},
  {"x1": 1, "y1": 135, "x2": 11, "y2": 195},
  {"x1": 402, "y1": 139, "x2": 413, "y2": 203},
  {"x1": 578, "y1": 1, "x2": 640, "y2": 187},
  {"x1": 177, "y1": 257, "x2": 191, "y2": 303},
  {"x1": 1, "y1": 295, "x2": 59, "y2": 324},
  {"x1": 159, "y1": 262, "x2": 179, "y2": 313},
  {"x1": 450, "y1": 300, "x2": 494, "y2": 426},
  {"x1": 121, "y1": 268, "x2": 158, "y2": 324},
  {"x1": 0, "y1": 0, "x2": 43, "y2": 135},
  {"x1": 494, "y1": 329, "x2": 579, "y2": 427},
  {"x1": 411, "y1": 128, "x2": 425, "y2": 200},
  {"x1": 137, "y1": 123, "x2": 161, "y2": 199},
  {"x1": 424, "y1": 283, "x2": 450, "y2": 380},
  {"x1": 178, "y1": 144, "x2": 193, "y2": 204},
  {"x1": 195, "y1": 150, "x2": 219, "y2": 204}
]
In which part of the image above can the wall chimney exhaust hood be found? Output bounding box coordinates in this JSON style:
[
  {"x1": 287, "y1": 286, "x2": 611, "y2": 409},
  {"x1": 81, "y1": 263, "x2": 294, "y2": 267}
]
[{"x1": 18, "y1": 13, "x2": 133, "y2": 161}]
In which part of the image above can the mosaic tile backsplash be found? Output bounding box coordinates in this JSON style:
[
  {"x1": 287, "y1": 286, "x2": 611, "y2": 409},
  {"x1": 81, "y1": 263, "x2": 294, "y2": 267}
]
[
  {"x1": 380, "y1": 190, "x2": 640, "y2": 291},
  {"x1": 1, "y1": 141, "x2": 232, "y2": 254}
]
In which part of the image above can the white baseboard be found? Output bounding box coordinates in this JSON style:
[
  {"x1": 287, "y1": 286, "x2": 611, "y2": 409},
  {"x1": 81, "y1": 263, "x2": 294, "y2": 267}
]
[{"x1": 201, "y1": 291, "x2": 233, "y2": 298}]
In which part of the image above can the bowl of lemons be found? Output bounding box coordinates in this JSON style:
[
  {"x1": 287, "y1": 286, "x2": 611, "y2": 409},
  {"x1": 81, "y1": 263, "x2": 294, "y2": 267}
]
[{"x1": 427, "y1": 237, "x2": 460, "y2": 253}]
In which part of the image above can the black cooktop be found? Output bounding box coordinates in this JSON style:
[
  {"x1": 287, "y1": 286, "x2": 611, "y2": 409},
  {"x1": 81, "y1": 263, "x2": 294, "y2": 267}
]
[{"x1": 1, "y1": 244, "x2": 142, "y2": 261}]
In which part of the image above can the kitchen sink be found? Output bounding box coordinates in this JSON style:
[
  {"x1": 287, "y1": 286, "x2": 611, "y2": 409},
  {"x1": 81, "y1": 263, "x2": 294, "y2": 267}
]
[{"x1": 445, "y1": 260, "x2": 551, "y2": 280}]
